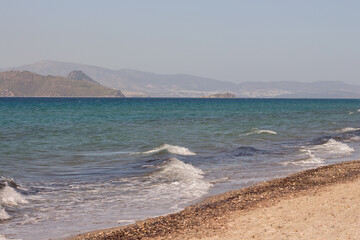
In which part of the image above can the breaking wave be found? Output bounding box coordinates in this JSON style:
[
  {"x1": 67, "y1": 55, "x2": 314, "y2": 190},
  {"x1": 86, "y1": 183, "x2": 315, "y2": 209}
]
[
  {"x1": 148, "y1": 158, "x2": 211, "y2": 199},
  {"x1": 139, "y1": 144, "x2": 196, "y2": 156},
  {"x1": 0, "y1": 206, "x2": 10, "y2": 220},
  {"x1": 346, "y1": 136, "x2": 360, "y2": 142},
  {"x1": 0, "y1": 177, "x2": 28, "y2": 220},
  {"x1": 337, "y1": 127, "x2": 360, "y2": 133},
  {"x1": 117, "y1": 158, "x2": 211, "y2": 211},
  {"x1": 155, "y1": 157, "x2": 207, "y2": 181},
  {"x1": 244, "y1": 128, "x2": 278, "y2": 136},
  {"x1": 308, "y1": 139, "x2": 355, "y2": 158},
  {"x1": 294, "y1": 149, "x2": 324, "y2": 166},
  {"x1": 285, "y1": 139, "x2": 354, "y2": 166}
]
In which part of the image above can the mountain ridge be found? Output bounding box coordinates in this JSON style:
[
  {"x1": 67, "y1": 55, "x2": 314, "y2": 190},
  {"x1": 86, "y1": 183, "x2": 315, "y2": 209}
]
[{"x1": 2, "y1": 60, "x2": 360, "y2": 98}]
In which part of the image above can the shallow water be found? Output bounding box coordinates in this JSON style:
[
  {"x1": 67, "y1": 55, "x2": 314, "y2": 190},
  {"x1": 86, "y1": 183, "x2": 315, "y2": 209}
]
[{"x1": 1, "y1": 98, "x2": 360, "y2": 239}]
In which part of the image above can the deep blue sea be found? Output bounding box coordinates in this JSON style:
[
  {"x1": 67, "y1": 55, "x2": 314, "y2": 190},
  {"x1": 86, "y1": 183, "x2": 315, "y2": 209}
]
[{"x1": 1, "y1": 98, "x2": 360, "y2": 240}]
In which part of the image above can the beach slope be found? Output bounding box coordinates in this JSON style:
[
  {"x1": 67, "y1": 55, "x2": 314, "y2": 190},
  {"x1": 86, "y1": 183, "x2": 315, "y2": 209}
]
[{"x1": 69, "y1": 160, "x2": 360, "y2": 240}]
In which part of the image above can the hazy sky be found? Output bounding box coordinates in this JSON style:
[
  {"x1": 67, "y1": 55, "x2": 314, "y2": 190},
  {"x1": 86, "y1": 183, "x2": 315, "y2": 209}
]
[{"x1": 1, "y1": 0, "x2": 359, "y2": 84}]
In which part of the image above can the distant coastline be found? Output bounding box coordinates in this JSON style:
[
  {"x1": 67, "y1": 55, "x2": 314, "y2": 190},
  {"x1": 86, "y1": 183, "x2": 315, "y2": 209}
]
[
  {"x1": 3, "y1": 60, "x2": 360, "y2": 98},
  {"x1": 201, "y1": 92, "x2": 236, "y2": 98}
]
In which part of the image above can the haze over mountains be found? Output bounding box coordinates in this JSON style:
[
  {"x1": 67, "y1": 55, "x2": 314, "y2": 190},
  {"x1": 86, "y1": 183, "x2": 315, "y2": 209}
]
[{"x1": 3, "y1": 60, "x2": 360, "y2": 98}]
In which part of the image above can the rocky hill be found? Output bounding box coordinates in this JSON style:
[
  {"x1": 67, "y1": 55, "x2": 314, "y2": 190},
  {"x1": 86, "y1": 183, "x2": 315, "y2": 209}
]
[
  {"x1": 0, "y1": 71, "x2": 125, "y2": 97},
  {"x1": 66, "y1": 70, "x2": 100, "y2": 85}
]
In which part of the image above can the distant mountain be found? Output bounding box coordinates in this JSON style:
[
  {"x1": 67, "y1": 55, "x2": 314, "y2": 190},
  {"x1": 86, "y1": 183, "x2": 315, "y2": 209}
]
[
  {"x1": 3, "y1": 60, "x2": 360, "y2": 98},
  {"x1": 202, "y1": 92, "x2": 236, "y2": 98},
  {"x1": 0, "y1": 71, "x2": 125, "y2": 97},
  {"x1": 66, "y1": 70, "x2": 100, "y2": 85},
  {"x1": 237, "y1": 81, "x2": 360, "y2": 98},
  {"x1": 3, "y1": 60, "x2": 236, "y2": 97}
]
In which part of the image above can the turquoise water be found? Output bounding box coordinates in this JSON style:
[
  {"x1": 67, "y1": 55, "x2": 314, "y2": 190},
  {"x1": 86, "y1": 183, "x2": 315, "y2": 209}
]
[{"x1": 1, "y1": 98, "x2": 360, "y2": 239}]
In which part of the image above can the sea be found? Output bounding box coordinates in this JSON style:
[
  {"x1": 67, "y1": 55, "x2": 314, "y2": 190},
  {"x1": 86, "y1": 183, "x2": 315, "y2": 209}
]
[{"x1": 0, "y1": 98, "x2": 360, "y2": 240}]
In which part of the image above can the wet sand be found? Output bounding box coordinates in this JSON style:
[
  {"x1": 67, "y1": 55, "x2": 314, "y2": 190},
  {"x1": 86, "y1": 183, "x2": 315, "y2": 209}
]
[{"x1": 68, "y1": 160, "x2": 360, "y2": 240}]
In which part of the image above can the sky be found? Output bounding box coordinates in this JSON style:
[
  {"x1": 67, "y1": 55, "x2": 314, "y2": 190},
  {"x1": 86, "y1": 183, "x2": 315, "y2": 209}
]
[{"x1": 1, "y1": 0, "x2": 360, "y2": 84}]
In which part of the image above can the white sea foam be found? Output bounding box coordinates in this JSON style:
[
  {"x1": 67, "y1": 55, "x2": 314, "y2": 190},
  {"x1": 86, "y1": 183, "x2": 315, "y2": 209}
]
[
  {"x1": 0, "y1": 206, "x2": 10, "y2": 220},
  {"x1": 113, "y1": 158, "x2": 211, "y2": 211},
  {"x1": 2, "y1": 158, "x2": 210, "y2": 239},
  {"x1": 310, "y1": 139, "x2": 354, "y2": 157},
  {"x1": 0, "y1": 182, "x2": 28, "y2": 221},
  {"x1": 283, "y1": 149, "x2": 324, "y2": 166},
  {"x1": 140, "y1": 144, "x2": 196, "y2": 156},
  {"x1": 347, "y1": 136, "x2": 360, "y2": 142},
  {"x1": 155, "y1": 158, "x2": 204, "y2": 181},
  {"x1": 286, "y1": 139, "x2": 354, "y2": 166},
  {"x1": 349, "y1": 112, "x2": 354, "y2": 115},
  {"x1": 117, "y1": 219, "x2": 135, "y2": 224},
  {"x1": 210, "y1": 177, "x2": 230, "y2": 184},
  {"x1": 149, "y1": 158, "x2": 211, "y2": 200},
  {"x1": 0, "y1": 185, "x2": 28, "y2": 206},
  {"x1": 337, "y1": 127, "x2": 360, "y2": 133},
  {"x1": 244, "y1": 128, "x2": 278, "y2": 136},
  {"x1": 297, "y1": 150, "x2": 324, "y2": 165},
  {"x1": 0, "y1": 235, "x2": 22, "y2": 240},
  {"x1": 255, "y1": 129, "x2": 277, "y2": 135},
  {"x1": 296, "y1": 139, "x2": 354, "y2": 163}
]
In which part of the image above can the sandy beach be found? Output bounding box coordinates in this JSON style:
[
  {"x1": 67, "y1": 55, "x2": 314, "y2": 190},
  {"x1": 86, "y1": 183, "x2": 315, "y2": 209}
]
[{"x1": 69, "y1": 160, "x2": 360, "y2": 240}]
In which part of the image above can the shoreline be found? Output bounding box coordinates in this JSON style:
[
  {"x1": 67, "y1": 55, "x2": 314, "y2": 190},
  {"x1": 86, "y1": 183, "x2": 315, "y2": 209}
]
[{"x1": 68, "y1": 160, "x2": 360, "y2": 240}]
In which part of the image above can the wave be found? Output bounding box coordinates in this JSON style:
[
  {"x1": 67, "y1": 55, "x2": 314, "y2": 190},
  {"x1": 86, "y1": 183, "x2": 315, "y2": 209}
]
[
  {"x1": 149, "y1": 158, "x2": 211, "y2": 199},
  {"x1": 285, "y1": 139, "x2": 354, "y2": 166},
  {"x1": 302, "y1": 139, "x2": 354, "y2": 161},
  {"x1": 116, "y1": 158, "x2": 211, "y2": 211},
  {"x1": 0, "y1": 178, "x2": 28, "y2": 220},
  {"x1": 312, "y1": 139, "x2": 354, "y2": 156},
  {"x1": 255, "y1": 129, "x2": 277, "y2": 135},
  {"x1": 333, "y1": 126, "x2": 360, "y2": 143},
  {"x1": 154, "y1": 158, "x2": 204, "y2": 181},
  {"x1": 231, "y1": 146, "x2": 266, "y2": 157},
  {"x1": 0, "y1": 206, "x2": 10, "y2": 220},
  {"x1": 295, "y1": 149, "x2": 324, "y2": 166},
  {"x1": 139, "y1": 144, "x2": 196, "y2": 156},
  {"x1": 77, "y1": 151, "x2": 132, "y2": 156},
  {"x1": 283, "y1": 149, "x2": 324, "y2": 166},
  {"x1": 0, "y1": 185, "x2": 28, "y2": 206},
  {"x1": 244, "y1": 128, "x2": 277, "y2": 136},
  {"x1": 346, "y1": 136, "x2": 360, "y2": 142},
  {"x1": 337, "y1": 127, "x2": 360, "y2": 133},
  {"x1": 210, "y1": 177, "x2": 230, "y2": 184}
]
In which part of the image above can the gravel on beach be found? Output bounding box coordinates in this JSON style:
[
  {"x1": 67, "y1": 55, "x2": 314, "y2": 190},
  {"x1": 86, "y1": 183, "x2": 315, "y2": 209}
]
[{"x1": 68, "y1": 160, "x2": 360, "y2": 240}]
